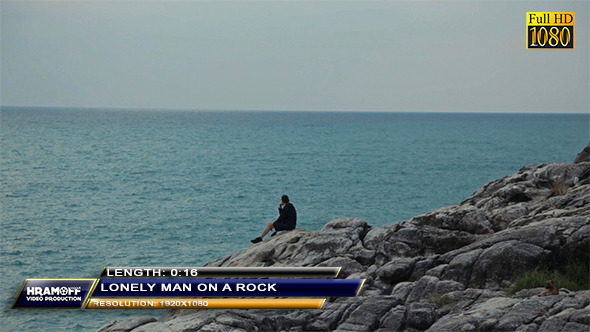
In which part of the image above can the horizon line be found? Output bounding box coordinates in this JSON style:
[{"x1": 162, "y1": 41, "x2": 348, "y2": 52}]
[{"x1": 1, "y1": 105, "x2": 589, "y2": 116}]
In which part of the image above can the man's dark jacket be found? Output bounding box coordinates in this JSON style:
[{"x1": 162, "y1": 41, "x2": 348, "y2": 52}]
[{"x1": 275, "y1": 203, "x2": 297, "y2": 229}]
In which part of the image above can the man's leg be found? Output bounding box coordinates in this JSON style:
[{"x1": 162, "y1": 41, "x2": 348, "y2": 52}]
[
  {"x1": 260, "y1": 222, "x2": 274, "y2": 238},
  {"x1": 251, "y1": 222, "x2": 274, "y2": 243}
]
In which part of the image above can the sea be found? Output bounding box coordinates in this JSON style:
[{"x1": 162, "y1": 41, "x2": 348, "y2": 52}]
[{"x1": 1, "y1": 107, "x2": 588, "y2": 331}]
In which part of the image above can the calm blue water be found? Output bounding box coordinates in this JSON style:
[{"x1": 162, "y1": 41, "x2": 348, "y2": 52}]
[{"x1": 1, "y1": 107, "x2": 588, "y2": 331}]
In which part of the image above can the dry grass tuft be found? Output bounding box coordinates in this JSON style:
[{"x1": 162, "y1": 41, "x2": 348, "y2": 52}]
[{"x1": 550, "y1": 180, "x2": 567, "y2": 196}]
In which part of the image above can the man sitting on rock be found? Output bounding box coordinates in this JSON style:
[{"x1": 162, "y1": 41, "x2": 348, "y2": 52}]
[{"x1": 251, "y1": 195, "x2": 297, "y2": 243}]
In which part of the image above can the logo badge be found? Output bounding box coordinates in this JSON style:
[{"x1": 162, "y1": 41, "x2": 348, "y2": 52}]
[
  {"x1": 12, "y1": 279, "x2": 97, "y2": 309},
  {"x1": 527, "y1": 12, "x2": 574, "y2": 49}
]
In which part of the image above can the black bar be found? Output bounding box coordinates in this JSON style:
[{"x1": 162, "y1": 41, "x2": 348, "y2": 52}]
[
  {"x1": 100, "y1": 267, "x2": 341, "y2": 279},
  {"x1": 527, "y1": 25, "x2": 574, "y2": 49}
]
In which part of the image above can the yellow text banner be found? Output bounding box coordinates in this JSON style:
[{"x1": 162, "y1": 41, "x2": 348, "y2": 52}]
[
  {"x1": 86, "y1": 298, "x2": 325, "y2": 309},
  {"x1": 527, "y1": 12, "x2": 574, "y2": 26}
]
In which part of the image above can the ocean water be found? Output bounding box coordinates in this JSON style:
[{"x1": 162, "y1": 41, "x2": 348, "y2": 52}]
[{"x1": 1, "y1": 107, "x2": 588, "y2": 331}]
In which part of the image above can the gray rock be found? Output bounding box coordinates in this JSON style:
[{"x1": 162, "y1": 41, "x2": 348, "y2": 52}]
[
  {"x1": 318, "y1": 256, "x2": 363, "y2": 278},
  {"x1": 390, "y1": 281, "x2": 414, "y2": 303},
  {"x1": 439, "y1": 291, "x2": 464, "y2": 306},
  {"x1": 96, "y1": 322, "x2": 117, "y2": 332},
  {"x1": 569, "y1": 306, "x2": 590, "y2": 325},
  {"x1": 198, "y1": 322, "x2": 245, "y2": 332},
  {"x1": 547, "y1": 296, "x2": 587, "y2": 315},
  {"x1": 410, "y1": 257, "x2": 442, "y2": 280},
  {"x1": 574, "y1": 142, "x2": 589, "y2": 163},
  {"x1": 97, "y1": 147, "x2": 590, "y2": 332},
  {"x1": 406, "y1": 275, "x2": 439, "y2": 303},
  {"x1": 407, "y1": 303, "x2": 437, "y2": 329},
  {"x1": 574, "y1": 290, "x2": 590, "y2": 306},
  {"x1": 304, "y1": 299, "x2": 360, "y2": 331},
  {"x1": 533, "y1": 315, "x2": 546, "y2": 325},
  {"x1": 538, "y1": 307, "x2": 579, "y2": 332},
  {"x1": 479, "y1": 318, "x2": 500, "y2": 331},
  {"x1": 496, "y1": 295, "x2": 563, "y2": 331},
  {"x1": 409, "y1": 205, "x2": 493, "y2": 235},
  {"x1": 163, "y1": 314, "x2": 217, "y2": 331},
  {"x1": 377, "y1": 258, "x2": 417, "y2": 284},
  {"x1": 337, "y1": 297, "x2": 396, "y2": 331},
  {"x1": 442, "y1": 249, "x2": 482, "y2": 285},
  {"x1": 429, "y1": 297, "x2": 519, "y2": 331},
  {"x1": 434, "y1": 280, "x2": 465, "y2": 295},
  {"x1": 424, "y1": 264, "x2": 447, "y2": 278},
  {"x1": 562, "y1": 322, "x2": 590, "y2": 332},
  {"x1": 351, "y1": 248, "x2": 376, "y2": 266},
  {"x1": 513, "y1": 288, "x2": 546, "y2": 299},
  {"x1": 364, "y1": 226, "x2": 422, "y2": 258},
  {"x1": 333, "y1": 323, "x2": 371, "y2": 332},
  {"x1": 97, "y1": 317, "x2": 156, "y2": 332},
  {"x1": 215, "y1": 313, "x2": 255, "y2": 331},
  {"x1": 379, "y1": 305, "x2": 406, "y2": 331},
  {"x1": 538, "y1": 318, "x2": 568, "y2": 332},
  {"x1": 516, "y1": 324, "x2": 539, "y2": 332},
  {"x1": 130, "y1": 322, "x2": 173, "y2": 332},
  {"x1": 322, "y1": 217, "x2": 368, "y2": 231},
  {"x1": 469, "y1": 241, "x2": 550, "y2": 288}
]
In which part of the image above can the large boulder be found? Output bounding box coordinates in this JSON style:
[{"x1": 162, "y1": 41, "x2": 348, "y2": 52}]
[
  {"x1": 97, "y1": 145, "x2": 590, "y2": 332},
  {"x1": 574, "y1": 142, "x2": 590, "y2": 164}
]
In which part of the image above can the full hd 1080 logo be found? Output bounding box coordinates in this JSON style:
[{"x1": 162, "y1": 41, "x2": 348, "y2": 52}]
[{"x1": 527, "y1": 12, "x2": 574, "y2": 49}]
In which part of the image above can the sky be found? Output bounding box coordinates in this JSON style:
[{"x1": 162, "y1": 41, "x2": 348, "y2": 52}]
[{"x1": 1, "y1": 1, "x2": 588, "y2": 113}]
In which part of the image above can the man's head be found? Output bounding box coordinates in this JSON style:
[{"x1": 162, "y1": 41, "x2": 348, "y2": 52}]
[{"x1": 281, "y1": 195, "x2": 290, "y2": 204}]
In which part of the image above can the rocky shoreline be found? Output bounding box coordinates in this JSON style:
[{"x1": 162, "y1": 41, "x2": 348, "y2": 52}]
[{"x1": 99, "y1": 144, "x2": 589, "y2": 332}]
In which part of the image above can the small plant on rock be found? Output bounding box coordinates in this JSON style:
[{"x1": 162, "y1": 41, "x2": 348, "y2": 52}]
[
  {"x1": 550, "y1": 180, "x2": 567, "y2": 196},
  {"x1": 508, "y1": 256, "x2": 589, "y2": 295}
]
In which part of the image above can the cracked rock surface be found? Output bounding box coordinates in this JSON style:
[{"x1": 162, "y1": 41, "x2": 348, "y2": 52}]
[{"x1": 98, "y1": 143, "x2": 590, "y2": 332}]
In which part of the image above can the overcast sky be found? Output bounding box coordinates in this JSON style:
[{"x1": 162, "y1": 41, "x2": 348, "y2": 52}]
[{"x1": 1, "y1": 1, "x2": 588, "y2": 113}]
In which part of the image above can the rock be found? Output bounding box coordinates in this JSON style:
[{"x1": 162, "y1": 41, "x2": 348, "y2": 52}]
[
  {"x1": 97, "y1": 145, "x2": 590, "y2": 332},
  {"x1": 130, "y1": 322, "x2": 173, "y2": 332},
  {"x1": 198, "y1": 322, "x2": 245, "y2": 332},
  {"x1": 469, "y1": 241, "x2": 551, "y2": 288},
  {"x1": 406, "y1": 276, "x2": 439, "y2": 303},
  {"x1": 442, "y1": 249, "x2": 482, "y2": 285},
  {"x1": 378, "y1": 305, "x2": 406, "y2": 331},
  {"x1": 407, "y1": 302, "x2": 437, "y2": 329},
  {"x1": 538, "y1": 308, "x2": 578, "y2": 332},
  {"x1": 429, "y1": 297, "x2": 520, "y2": 331},
  {"x1": 214, "y1": 313, "x2": 256, "y2": 331},
  {"x1": 364, "y1": 226, "x2": 422, "y2": 258},
  {"x1": 496, "y1": 295, "x2": 564, "y2": 331},
  {"x1": 351, "y1": 248, "x2": 376, "y2": 266},
  {"x1": 390, "y1": 281, "x2": 414, "y2": 305},
  {"x1": 434, "y1": 280, "x2": 465, "y2": 295},
  {"x1": 318, "y1": 256, "x2": 363, "y2": 278},
  {"x1": 409, "y1": 205, "x2": 493, "y2": 235},
  {"x1": 547, "y1": 296, "x2": 587, "y2": 315},
  {"x1": 513, "y1": 288, "x2": 546, "y2": 299},
  {"x1": 574, "y1": 142, "x2": 590, "y2": 163},
  {"x1": 163, "y1": 314, "x2": 217, "y2": 331},
  {"x1": 336, "y1": 297, "x2": 396, "y2": 331},
  {"x1": 97, "y1": 317, "x2": 156, "y2": 332},
  {"x1": 563, "y1": 322, "x2": 590, "y2": 332},
  {"x1": 410, "y1": 256, "x2": 443, "y2": 280},
  {"x1": 538, "y1": 318, "x2": 568, "y2": 332},
  {"x1": 304, "y1": 299, "x2": 361, "y2": 331},
  {"x1": 424, "y1": 263, "x2": 447, "y2": 278},
  {"x1": 377, "y1": 257, "x2": 417, "y2": 284},
  {"x1": 569, "y1": 305, "x2": 590, "y2": 325}
]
